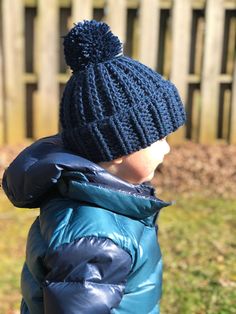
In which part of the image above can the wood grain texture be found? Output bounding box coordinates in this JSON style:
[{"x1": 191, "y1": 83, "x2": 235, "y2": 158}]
[
  {"x1": 71, "y1": 0, "x2": 93, "y2": 25},
  {"x1": 2, "y1": 0, "x2": 25, "y2": 143},
  {"x1": 199, "y1": 0, "x2": 225, "y2": 143},
  {"x1": 169, "y1": 0, "x2": 192, "y2": 144},
  {"x1": 0, "y1": 0, "x2": 4, "y2": 144},
  {"x1": 138, "y1": 0, "x2": 160, "y2": 69},
  {"x1": 104, "y1": 0, "x2": 127, "y2": 44},
  {"x1": 34, "y1": 0, "x2": 59, "y2": 138}
]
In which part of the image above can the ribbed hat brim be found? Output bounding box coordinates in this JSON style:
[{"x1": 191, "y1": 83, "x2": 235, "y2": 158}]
[{"x1": 62, "y1": 86, "x2": 186, "y2": 162}]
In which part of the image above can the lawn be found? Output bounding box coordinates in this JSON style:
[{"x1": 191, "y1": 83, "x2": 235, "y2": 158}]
[
  {"x1": 159, "y1": 192, "x2": 236, "y2": 314},
  {"x1": 0, "y1": 190, "x2": 235, "y2": 314}
]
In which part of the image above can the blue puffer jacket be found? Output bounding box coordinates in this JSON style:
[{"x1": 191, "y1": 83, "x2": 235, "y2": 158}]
[{"x1": 2, "y1": 133, "x2": 173, "y2": 314}]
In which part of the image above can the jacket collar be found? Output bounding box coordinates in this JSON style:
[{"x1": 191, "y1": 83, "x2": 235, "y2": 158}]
[
  {"x1": 57, "y1": 170, "x2": 173, "y2": 224},
  {"x1": 2, "y1": 133, "x2": 173, "y2": 223}
]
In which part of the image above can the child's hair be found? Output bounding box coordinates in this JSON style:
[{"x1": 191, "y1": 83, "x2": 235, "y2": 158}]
[{"x1": 60, "y1": 19, "x2": 186, "y2": 163}]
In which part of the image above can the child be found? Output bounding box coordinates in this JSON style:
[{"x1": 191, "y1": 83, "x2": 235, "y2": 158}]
[{"x1": 2, "y1": 20, "x2": 186, "y2": 314}]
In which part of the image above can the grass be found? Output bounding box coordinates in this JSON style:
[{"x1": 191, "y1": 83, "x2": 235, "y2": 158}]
[
  {"x1": 0, "y1": 191, "x2": 235, "y2": 314},
  {"x1": 159, "y1": 192, "x2": 236, "y2": 314},
  {"x1": 0, "y1": 192, "x2": 39, "y2": 314}
]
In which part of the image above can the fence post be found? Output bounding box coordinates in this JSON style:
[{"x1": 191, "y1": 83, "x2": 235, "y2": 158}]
[
  {"x1": 104, "y1": 0, "x2": 127, "y2": 44},
  {"x1": 169, "y1": 0, "x2": 192, "y2": 144},
  {"x1": 230, "y1": 59, "x2": 236, "y2": 144},
  {"x1": 34, "y1": 0, "x2": 59, "y2": 138},
  {"x1": 138, "y1": 0, "x2": 160, "y2": 70},
  {"x1": 0, "y1": 0, "x2": 4, "y2": 145},
  {"x1": 71, "y1": 0, "x2": 93, "y2": 25},
  {"x1": 2, "y1": 0, "x2": 25, "y2": 143},
  {"x1": 199, "y1": 0, "x2": 225, "y2": 143}
]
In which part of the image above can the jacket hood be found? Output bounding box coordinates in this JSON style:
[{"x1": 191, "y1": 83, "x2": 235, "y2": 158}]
[{"x1": 2, "y1": 133, "x2": 173, "y2": 219}]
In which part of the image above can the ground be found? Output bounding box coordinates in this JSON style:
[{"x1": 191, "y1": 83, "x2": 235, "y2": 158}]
[{"x1": 0, "y1": 140, "x2": 235, "y2": 314}]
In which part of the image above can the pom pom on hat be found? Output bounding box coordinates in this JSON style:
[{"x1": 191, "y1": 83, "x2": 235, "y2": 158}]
[{"x1": 62, "y1": 19, "x2": 123, "y2": 72}]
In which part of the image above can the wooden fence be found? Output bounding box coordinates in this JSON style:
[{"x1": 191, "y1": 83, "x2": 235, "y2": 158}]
[{"x1": 0, "y1": 0, "x2": 235, "y2": 145}]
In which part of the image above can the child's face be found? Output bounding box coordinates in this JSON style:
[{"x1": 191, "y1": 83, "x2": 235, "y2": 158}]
[
  {"x1": 118, "y1": 136, "x2": 170, "y2": 184},
  {"x1": 99, "y1": 137, "x2": 170, "y2": 184}
]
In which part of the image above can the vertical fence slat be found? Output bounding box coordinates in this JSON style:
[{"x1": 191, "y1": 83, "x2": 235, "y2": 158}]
[
  {"x1": 104, "y1": 0, "x2": 126, "y2": 43},
  {"x1": 138, "y1": 0, "x2": 160, "y2": 69},
  {"x1": 226, "y1": 15, "x2": 236, "y2": 74},
  {"x1": 0, "y1": 49, "x2": 3, "y2": 145},
  {"x1": 199, "y1": 0, "x2": 225, "y2": 143},
  {"x1": 34, "y1": 0, "x2": 59, "y2": 138},
  {"x1": 104, "y1": 0, "x2": 127, "y2": 44},
  {"x1": 0, "y1": 0, "x2": 4, "y2": 144},
  {"x1": 230, "y1": 59, "x2": 236, "y2": 144},
  {"x1": 71, "y1": 0, "x2": 93, "y2": 25},
  {"x1": 2, "y1": 0, "x2": 25, "y2": 143},
  {"x1": 169, "y1": 0, "x2": 191, "y2": 144}
]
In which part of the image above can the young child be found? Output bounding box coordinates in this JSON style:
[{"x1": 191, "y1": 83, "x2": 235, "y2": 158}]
[{"x1": 2, "y1": 20, "x2": 186, "y2": 314}]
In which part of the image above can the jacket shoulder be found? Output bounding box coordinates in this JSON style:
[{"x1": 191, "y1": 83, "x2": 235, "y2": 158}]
[{"x1": 39, "y1": 197, "x2": 144, "y2": 264}]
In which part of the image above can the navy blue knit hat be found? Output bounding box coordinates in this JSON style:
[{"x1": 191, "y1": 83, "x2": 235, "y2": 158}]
[{"x1": 60, "y1": 19, "x2": 186, "y2": 163}]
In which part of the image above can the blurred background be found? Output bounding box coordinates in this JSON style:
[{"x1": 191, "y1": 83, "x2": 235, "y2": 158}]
[{"x1": 0, "y1": 0, "x2": 235, "y2": 313}]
